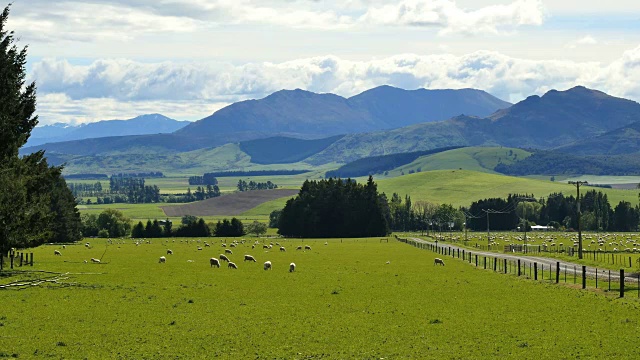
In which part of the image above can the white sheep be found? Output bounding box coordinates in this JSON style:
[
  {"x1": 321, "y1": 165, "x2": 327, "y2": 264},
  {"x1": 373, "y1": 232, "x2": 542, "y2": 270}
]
[
  {"x1": 90, "y1": 258, "x2": 101, "y2": 263},
  {"x1": 219, "y1": 254, "x2": 230, "y2": 262},
  {"x1": 296, "y1": 246, "x2": 302, "y2": 250},
  {"x1": 85, "y1": 242, "x2": 90, "y2": 248},
  {"x1": 54, "y1": 250, "x2": 62, "y2": 256},
  {"x1": 289, "y1": 262, "x2": 296, "y2": 272},
  {"x1": 210, "y1": 258, "x2": 220, "y2": 268},
  {"x1": 434, "y1": 258, "x2": 445, "y2": 266},
  {"x1": 62, "y1": 245, "x2": 66, "y2": 249},
  {"x1": 225, "y1": 249, "x2": 233, "y2": 254},
  {"x1": 228, "y1": 262, "x2": 238, "y2": 269},
  {"x1": 263, "y1": 245, "x2": 269, "y2": 249},
  {"x1": 159, "y1": 256, "x2": 166, "y2": 263},
  {"x1": 167, "y1": 249, "x2": 173, "y2": 255},
  {"x1": 279, "y1": 246, "x2": 286, "y2": 252},
  {"x1": 304, "y1": 245, "x2": 311, "y2": 250},
  {"x1": 244, "y1": 255, "x2": 257, "y2": 262},
  {"x1": 197, "y1": 247, "x2": 203, "y2": 251},
  {"x1": 264, "y1": 261, "x2": 272, "y2": 270}
]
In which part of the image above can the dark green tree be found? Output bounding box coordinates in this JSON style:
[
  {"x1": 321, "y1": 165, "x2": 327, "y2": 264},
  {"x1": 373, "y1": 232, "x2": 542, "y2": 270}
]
[{"x1": 132, "y1": 221, "x2": 145, "y2": 238}]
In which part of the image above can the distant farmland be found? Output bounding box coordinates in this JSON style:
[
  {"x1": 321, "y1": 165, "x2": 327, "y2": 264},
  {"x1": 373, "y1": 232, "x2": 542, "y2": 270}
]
[{"x1": 161, "y1": 189, "x2": 298, "y2": 216}]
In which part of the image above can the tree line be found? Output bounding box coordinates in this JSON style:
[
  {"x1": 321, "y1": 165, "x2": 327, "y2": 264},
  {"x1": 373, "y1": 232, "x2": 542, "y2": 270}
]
[
  {"x1": 237, "y1": 180, "x2": 278, "y2": 192},
  {"x1": 0, "y1": 6, "x2": 82, "y2": 255},
  {"x1": 188, "y1": 173, "x2": 218, "y2": 186}
]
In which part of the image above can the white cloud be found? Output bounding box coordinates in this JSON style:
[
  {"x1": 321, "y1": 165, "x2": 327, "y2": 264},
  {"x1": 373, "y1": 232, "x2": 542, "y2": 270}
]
[
  {"x1": 566, "y1": 35, "x2": 599, "y2": 49},
  {"x1": 30, "y1": 45, "x2": 640, "y2": 124},
  {"x1": 361, "y1": 0, "x2": 545, "y2": 34}
]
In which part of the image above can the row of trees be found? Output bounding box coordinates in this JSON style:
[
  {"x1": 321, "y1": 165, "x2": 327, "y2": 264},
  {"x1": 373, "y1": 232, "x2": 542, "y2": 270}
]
[
  {"x1": 237, "y1": 180, "x2": 277, "y2": 192},
  {"x1": 68, "y1": 182, "x2": 103, "y2": 197},
  {"x1": 0, "y1": 5, "x2": 82, "y2": 254},
  {"x1": 164, "y1": 185, "x2": 221, "y2": 203},
  {"x1": 188, "y1": 174, "x2": 218, "y2": 186}
]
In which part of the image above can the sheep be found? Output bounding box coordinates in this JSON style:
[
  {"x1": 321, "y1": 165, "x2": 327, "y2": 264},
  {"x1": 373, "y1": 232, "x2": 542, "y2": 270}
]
[
  {"x1": 219, "y1": 254, "x2": 230, "y2": 262},
  {"x1": 296, "y1": 246, "x2": 302, "y2": 250},
  {"x1": 289, "y1": 262, "x2": 296, "y2": 272},
  {"x1": 279, "y1": 246, "x2": 286, "y2": 252},
  {"x1": 434, "y1": 258, "x2": 445, "y2": 266},
  {"x1": 244, "y1": 255, "x2": 257, "y2": 262},
  {"x1": 325, "y1": 242, "x2": 328, "y2": 245},
  {"x1": 304, "y1": 245, "x2": 311, "y2": 250},
  {"x1": 264, "y1": 261, "x2": 272, "y2": 270},
  {"x1": 90, "y1": 258, "x2": 101, "y2": 263},
  {"x1": 230, "y1": 243, "x2": 236, "y2": 248},
  {"x1": 252, "y1": 245, "x2": 255, "y2": 249},
  {"x1": 54, "y1": 250, "x2": 62, "y2": 256},
  {"x1": 210, "y1": 258, "x2": 220, "y2": 268},
  {"x1": 167, "y1": 249, "x2": 173, "y2": 255},
  {"x1": 225, "y1": 249, "x2": 233, "y2": 254},
  {"x1": 263, "y1": 245, "x2": 270, "y2": 249},
  {"x1": 205, "y1": 242, "x2": 210, "y2": 247},
  {"x1": 228, "y1": 262, "x2": 238, "y2": 269},
  {"x1": 62, "y1": 245, "x2": 66, "y2": 249},
  {"x1": 159, "y1": 256, "x2": 166, "y2": 263},
  {"x1": 85, "y1": 242, "x2": 90, "y2": 248}
]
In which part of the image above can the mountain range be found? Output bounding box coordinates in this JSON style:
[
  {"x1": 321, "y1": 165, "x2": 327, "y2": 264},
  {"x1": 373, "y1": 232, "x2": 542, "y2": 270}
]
[
  {"x1": 27, "y1": 114, "x2": 189, "y2": 147},
  {"x1": 20, "y1": 85, "x2": 640, "y2": 176}
]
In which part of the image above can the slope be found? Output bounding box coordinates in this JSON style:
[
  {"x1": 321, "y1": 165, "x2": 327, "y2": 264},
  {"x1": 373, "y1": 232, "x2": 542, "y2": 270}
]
[{"x1": 557, "y1": 121, "x2": 640, "y2": 155}]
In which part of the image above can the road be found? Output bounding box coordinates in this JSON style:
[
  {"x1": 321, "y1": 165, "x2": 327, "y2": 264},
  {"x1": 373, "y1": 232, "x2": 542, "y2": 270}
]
[{"x1": 406, "y1": 237, "x2": 639, "y2": 284}]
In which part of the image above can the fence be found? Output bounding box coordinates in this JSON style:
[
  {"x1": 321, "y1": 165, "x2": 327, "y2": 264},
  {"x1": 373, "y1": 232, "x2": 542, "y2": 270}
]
[
  {"x1": 0, "y1": 251, "x2": 34, "y2": 270},
  {"x1": 396, "y1": 237, "x2": 640, "y2": 298}
]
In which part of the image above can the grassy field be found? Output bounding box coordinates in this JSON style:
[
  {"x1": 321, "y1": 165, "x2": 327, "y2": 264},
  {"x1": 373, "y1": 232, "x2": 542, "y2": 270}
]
[
  {"x1": 1, "y1": 238, "x2": 640, "y2": 358},
  {"x1": 385, "y1": 146, "x2": 532, "y2": 176},
  {"x1": 374, "y1": 170, "x2": 639, "y2": 208}
]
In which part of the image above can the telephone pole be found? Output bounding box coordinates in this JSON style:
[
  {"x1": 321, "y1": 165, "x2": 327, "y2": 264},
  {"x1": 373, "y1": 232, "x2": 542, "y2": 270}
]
[{"x1": 569, "y1": 181, "x2": 588, "y2": 259}]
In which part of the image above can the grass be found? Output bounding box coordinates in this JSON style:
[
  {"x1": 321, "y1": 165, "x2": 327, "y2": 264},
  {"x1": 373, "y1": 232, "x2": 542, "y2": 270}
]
[
  {"x1": 1, "y1": 237, "x2": 640, "y2": 358},
  {"x1": 387, "y1": 146, "x2": 532, "y2": 176},
  {"x1": 373, "y1": 170, "x2": 639, "y2": 208}
]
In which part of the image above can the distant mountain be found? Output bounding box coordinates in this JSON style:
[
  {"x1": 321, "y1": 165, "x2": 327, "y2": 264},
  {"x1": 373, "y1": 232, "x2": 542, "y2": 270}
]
[
  {"x1": 175, "y1": 86, "x2": 511, "y2": 139},
  {"x1": 26, "y1": 114, "x2": 189, "y2": 147},
  {"x1": 557, "y1": 121, "x2": 640, "y2": 155},
  {"x1": 306, "y1": 87, "x2": 640, "y2": 164}
]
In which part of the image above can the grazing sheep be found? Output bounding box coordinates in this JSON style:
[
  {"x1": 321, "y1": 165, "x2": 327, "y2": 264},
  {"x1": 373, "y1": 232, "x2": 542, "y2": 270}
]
[
  {"x1": 210, "y1": 258, "x2": 220, "y2": 268},
  {"x1": 324, "y1": 242, "x2": 328, "y2": 245},
  {"x1": 54, "y1": 250, "x2": 62, "y2": 256},
  {"x1": 264, "y1": 261, "x2": 272, "y2": 270},
  {"x1": 304, "y1": 245, "x2": 311, "y2": 250},
  {"x1": 228, "y1": 262, "x2": 238, "y2": 269},
  {"x1": 296, "y1": 246, "x2": 302, "y2": 250},
  {"x1": 222, "y1": 243, "x2": 226, "y2": 247},
  {"x1": 167, "y1": 249, "x2": 173, "y2": 255},
  {"x1": 225, "y1": 249, "x2": 233, "y2": 254},
  {"x1": 205, "y1": 243, "x2": 210, "y2": 247},
  {"x1": 84, "y1": 260, "x2": 88, "y2": 264},
  {"x1": 62, "y1": 245, "x2": 66, "y2": 249},
  {"x1": 280, "y1": 246, "x2": 286, "y2": 252},
  {"x1": 90, "y1": 258, "x2": 101, "y2": 263},
  {"x1": 230, "y1": 243, "x2": 236, "y2": 248},
  {"x1": 219, "y1": 254, "x2": 230, "y2": 262},
  {"x1": 252, "y1": 245, "x2": 255, "y2": 249},
  {"x1": 289, "y1": 262, "x2": 296, "y2": 272},
  {"x1": 159, "y1": 256, "x2": 166, "y2": 263},
  {"x1": 434, "y1": 258, "x2": 445, "y2": 266},
  {"x1": 85, "y1": 242, "x2": 90, "y2": 248},
  {"x1": 263, "y1": 245, "x2": 269, "y2": 249},
  {"x1": 244, "y1": 255, "x2": 257, "y2": 262}
]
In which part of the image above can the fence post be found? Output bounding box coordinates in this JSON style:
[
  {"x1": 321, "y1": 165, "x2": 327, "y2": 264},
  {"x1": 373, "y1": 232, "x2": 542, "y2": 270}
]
[
  {"x1": 517, "y1": 259, "x2": 521, "y2": 276},
  {"x1": 534, "y1": 262, "x2": 538, "y2": 280},
  {"x1": 620, "y1": 269, "x2": 625, "y2": 298},
  {"x1": 596, "y1": 268, "x2": 598, "y2": 288},
  {"x1": 462, "y1": 250, "x2": 465, "y2": 259},
  {"x1": 30, "y1": 253, "x2": 33, "y2": 266},
  {"x1": 629, "y1": 257, "x2": 632, "y2": 268},
  {"x1": 475, "y1": 255, "x2": 478, "y2": 267},
  {"x1": 556, "y1": 262, "x2": 560, "y2": 283},
  {"x1": 484, "y1": 257, "x2": 486, "y2": 269},
  {"x1": 20, "y1": 252, "x2": 23, "y2": 267},
  {"x1": 504, "y1": 259, "x2": 507, "y2": 274},
  {"x1": 582, "y1": 266, "x2": 586, "y2": 289},
  {"x1": 494, "y1": 257, "x2": 497, "y2": 271}
]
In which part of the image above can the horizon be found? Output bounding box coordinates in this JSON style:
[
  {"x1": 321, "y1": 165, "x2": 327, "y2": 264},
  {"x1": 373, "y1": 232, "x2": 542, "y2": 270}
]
[{"x1": 8, "y1": 1, "x2": 640, "y2": 125}]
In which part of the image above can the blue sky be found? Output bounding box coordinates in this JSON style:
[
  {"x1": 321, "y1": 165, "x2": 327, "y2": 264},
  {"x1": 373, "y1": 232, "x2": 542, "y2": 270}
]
[{"x1": 7, "y1": 0, "x2": 640, "y2": 124}]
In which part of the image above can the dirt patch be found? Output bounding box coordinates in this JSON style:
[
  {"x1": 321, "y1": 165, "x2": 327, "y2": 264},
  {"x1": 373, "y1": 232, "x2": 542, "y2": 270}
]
[{"x1": 160, "y1": 189, "x2": 299, "y2": 217}]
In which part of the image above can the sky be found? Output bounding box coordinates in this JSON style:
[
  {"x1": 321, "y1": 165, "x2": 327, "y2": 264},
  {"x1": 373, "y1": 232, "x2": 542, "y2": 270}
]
[{"x1": 7, "y1": 0, "x2": 640, "y2": 125}]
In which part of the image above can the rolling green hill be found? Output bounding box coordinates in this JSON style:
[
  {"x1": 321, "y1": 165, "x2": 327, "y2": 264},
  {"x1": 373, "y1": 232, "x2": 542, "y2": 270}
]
[
  {"x1": 385, "y1": 147, "x2": 532, "y2": 176},
  {"x1": 240, "y1": 135, "x2": 343, "y2": 164},
  {"x1": 373, "y1": 170, "x2": 638, "y2": 208}
]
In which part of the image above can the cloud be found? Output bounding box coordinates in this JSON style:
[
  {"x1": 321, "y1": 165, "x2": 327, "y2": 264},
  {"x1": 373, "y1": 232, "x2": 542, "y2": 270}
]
[
  {"x1": 361, "y1": 0, "x2": 546, "y2": 34},
  {"x1": 8, "y1": 0, "x2": 545, "y2": 41},
  {"x1": 566, "y1": 35, "x2": 599, "y2": 49},
  {"x1": 31, "y1": 45, "x2": 640, "y2": 124}
]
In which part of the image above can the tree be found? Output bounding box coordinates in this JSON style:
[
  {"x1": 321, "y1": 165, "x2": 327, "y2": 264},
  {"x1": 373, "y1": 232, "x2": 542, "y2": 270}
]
[
  {"x1": 0, "y1": 5, "x2": 81, "y2": 253},
  {"x1": 96, "y1": 209, "x2": 131, "y2": 237},
  {"x1": 132, "y1": 221, "x2": 145, "y2": 238},
  {"x1": 246, "y1": 221, "x2": 267, "y2": 237},
  {"x1": 268, "y1": 210, "x2": 282, "y2": 228}
]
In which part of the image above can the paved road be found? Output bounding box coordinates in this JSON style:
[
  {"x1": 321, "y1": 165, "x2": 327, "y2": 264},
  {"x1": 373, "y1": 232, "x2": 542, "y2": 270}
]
[{"x1": 406, "y1": 237, "x2": 638, "y2": 283}]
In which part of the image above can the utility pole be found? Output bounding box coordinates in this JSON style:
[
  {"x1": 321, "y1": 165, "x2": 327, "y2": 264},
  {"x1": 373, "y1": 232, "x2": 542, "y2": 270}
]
[{"x1": 569, "y1": 181, "x2": 588, "y2": 259}]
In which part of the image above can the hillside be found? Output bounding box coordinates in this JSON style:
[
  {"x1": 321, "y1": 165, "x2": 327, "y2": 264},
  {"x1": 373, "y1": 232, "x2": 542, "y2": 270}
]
[
  {"x1": 557, "y1": 121, "x2": 640, "y2": 155},
  {"x1": 26, "y1": 114, "x2": 188, "y2": 147},
  {"x1": 176, "y1": 86, "x2": 510, "y2": 140},
  {"x1": 373, "y1": 170, "x2": 638, "y2": 208},
  {"x1": 161, "y1": 189, "x2": 299, "y2": 216},
  {"x1": 240, "y1": 135, "x2": 344, "y2": 164}
]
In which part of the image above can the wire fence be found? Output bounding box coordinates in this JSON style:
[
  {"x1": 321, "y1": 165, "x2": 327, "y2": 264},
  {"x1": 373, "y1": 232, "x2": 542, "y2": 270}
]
[{"x1": 397, "y1": 237, "x2": 640, "y2": 298}]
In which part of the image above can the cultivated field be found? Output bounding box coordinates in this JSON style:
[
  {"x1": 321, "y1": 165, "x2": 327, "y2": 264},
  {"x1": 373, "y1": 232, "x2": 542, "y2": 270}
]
[
  {"x1": 1, "y1": 238, "x2": 640, "y2": 358},
  {"x1": 161, "y1": 189, "x2": 299, "y2": 217}
]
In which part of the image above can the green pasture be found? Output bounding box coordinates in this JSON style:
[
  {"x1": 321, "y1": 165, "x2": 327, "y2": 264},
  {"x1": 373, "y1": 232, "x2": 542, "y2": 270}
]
[
  {"x1": 374, "y1": 170, "x2": 639, "y2": 208},
  {"x1": 386, "y1": 146, "x2": 531, "y2": 176},
  {"x1": 2, "y1": 238, "x2": 640, "y2": 358}
]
